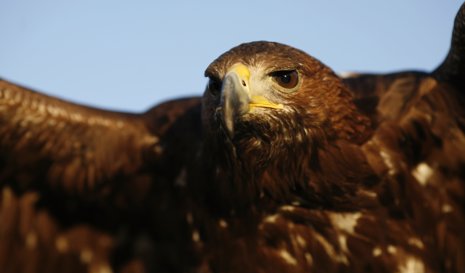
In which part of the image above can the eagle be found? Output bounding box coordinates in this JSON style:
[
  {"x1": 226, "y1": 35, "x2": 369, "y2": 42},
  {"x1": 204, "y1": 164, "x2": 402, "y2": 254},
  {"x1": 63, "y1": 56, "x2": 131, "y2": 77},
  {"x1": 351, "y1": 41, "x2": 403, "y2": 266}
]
[{"x1": 1, "y1": 3, "x2": 464, "y2": 273}]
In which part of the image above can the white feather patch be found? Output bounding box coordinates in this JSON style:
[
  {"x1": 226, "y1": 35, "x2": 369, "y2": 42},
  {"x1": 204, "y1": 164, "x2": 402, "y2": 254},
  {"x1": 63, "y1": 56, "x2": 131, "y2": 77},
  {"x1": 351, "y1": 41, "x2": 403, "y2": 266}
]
[
  {"x1": 329, "y1": 212, "x2": 361, "y2": 234},
  {"x1": 412, "y1": 162, "x2": 433, "y2": 186},
  {"x1": 398, "y1": 257, "x2": 425, "y2": 273},
  {"x1": 279, "y1": 249, "x2": 297, "y2": 265}
]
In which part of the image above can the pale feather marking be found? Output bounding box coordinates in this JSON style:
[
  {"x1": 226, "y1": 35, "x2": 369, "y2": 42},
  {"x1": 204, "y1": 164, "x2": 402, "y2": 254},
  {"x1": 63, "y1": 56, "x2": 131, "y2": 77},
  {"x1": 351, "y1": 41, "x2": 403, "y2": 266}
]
[
  {"x1": 372, "y1": 247, "x2": 382, "y2": 257},
  {"x1": 279, "y1": 249, "x2": 297, "y2": 265},
  {"x1": 412, "y1": 162, "x2": 433, "y2": 186},
  {"x1": 398, "y1": 257, "x2": 425, "y2": 273},
  {"x1": 80, "y1": 249, "x2": 93, "y2": 264},
  {"x1": 329, "y1": 212, "x2": 361, "y2": 234}
]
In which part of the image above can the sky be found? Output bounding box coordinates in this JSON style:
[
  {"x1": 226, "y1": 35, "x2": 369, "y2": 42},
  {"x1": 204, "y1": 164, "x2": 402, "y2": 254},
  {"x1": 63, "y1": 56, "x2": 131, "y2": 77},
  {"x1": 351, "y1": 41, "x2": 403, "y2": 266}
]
[{"x1": 0, "y1": 1, "x2": 463, "y2": 112}]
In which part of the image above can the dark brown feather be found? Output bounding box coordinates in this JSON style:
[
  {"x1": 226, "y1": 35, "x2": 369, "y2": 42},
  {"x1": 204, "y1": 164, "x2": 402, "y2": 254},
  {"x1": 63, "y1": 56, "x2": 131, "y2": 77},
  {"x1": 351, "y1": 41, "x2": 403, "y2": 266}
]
[
  {"x1": 0, "y1": 79, "x2": 203, "y2": 272},
  {"x1": 0, "y1": 79, "x2": 157, "y2": 194}
]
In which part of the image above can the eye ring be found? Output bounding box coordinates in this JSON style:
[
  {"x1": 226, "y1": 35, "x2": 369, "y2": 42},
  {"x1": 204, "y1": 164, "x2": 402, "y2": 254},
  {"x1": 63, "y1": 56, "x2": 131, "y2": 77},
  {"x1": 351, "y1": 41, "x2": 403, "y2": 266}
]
[{"x1": 270, "y1": 70, "x2": 299, "y2": 90}]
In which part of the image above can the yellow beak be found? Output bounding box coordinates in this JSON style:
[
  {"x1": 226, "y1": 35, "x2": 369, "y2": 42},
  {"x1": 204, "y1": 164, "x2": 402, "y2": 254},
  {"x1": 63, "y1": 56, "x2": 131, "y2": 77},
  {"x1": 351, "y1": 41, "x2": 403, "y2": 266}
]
[
  {"x1": 221, "y1": 63, "x2": 283, "y2": 136},
  {"x1": 249, "y1": 95, "x2": 284, "y2": 110}
]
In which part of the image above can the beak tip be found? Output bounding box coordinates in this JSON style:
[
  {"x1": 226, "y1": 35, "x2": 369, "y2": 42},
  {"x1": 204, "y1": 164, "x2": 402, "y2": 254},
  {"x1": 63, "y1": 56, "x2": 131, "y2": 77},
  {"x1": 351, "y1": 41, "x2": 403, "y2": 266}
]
[{"x1": 224, "y1": 115, "x2": 235, "y2": 137}]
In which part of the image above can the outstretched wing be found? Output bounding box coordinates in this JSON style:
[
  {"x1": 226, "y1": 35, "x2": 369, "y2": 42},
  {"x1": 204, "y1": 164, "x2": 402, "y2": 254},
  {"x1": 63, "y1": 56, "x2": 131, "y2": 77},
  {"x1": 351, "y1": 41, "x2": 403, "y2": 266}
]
[
  {"x1": 340, "y1": 4, "x2": 465, "y2": 269},
  {"x1": 0, "y1": 78, "x2": 203, "y2": 272},
  {"x1": 0, "y1": 79, "x2": 157, "y2": 194},
  {"x1": 0, "y1": 79, "x2": 202, "y2": 194}
]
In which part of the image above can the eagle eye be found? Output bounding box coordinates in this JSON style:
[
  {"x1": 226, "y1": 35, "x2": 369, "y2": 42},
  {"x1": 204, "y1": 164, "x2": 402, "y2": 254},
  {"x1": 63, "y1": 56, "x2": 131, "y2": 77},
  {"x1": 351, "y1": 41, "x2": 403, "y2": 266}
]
[
  {"x1": 207, "y1": 77, "x2": 222, "y2": 94},
  {"x1": 270, "y1": 70, "x2": 299, "y2": 90}
]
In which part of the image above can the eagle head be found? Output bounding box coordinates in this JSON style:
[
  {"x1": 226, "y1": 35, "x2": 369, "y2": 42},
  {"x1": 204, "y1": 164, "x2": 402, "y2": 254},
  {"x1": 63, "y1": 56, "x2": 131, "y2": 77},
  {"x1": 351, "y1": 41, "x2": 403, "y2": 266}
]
[
  {"x1": 203, "y1": 41, "x2": 369, "y2": 149},
  {"x1": 200, "y1": 41, "x2": 371, "y2": 206}
]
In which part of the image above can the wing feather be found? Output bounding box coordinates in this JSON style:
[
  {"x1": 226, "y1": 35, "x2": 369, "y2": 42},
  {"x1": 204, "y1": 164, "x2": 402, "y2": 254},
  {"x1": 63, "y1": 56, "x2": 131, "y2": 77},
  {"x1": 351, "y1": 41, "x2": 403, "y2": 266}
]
[
  {"x1": 0, "y1": 79, "x2": 203, "y2": 197},
  {"x1": 0, "y1": 79, "x2": 203, "y2": 273},
  {"x1": 0, "y1": 79, "x2": 159, "y2": 194}
]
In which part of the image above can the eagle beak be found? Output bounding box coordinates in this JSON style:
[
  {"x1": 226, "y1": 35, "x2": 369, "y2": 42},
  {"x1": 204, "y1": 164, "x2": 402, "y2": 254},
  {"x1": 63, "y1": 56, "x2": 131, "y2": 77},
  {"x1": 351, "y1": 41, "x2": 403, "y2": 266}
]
[
  {"x1": 221, "y1": 63, "x2": 251, "y2": 136},
  {"x1": 221, "y1": 63, "x2": 283, "y2": 136}
]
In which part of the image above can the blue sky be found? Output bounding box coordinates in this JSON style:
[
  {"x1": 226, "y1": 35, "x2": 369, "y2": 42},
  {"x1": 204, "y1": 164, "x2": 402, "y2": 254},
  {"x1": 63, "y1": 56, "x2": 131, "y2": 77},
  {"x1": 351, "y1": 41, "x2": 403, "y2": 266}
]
[{"x1": 0, "y1": 1, "x2": 462, "y2": 112}]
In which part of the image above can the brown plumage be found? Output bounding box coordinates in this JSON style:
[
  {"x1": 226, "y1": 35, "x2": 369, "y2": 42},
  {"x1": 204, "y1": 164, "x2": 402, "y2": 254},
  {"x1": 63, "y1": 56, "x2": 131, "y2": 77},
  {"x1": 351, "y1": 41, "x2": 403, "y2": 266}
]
[{"x1": 1, "y1": 3, "x2": 465, "y2": 273}]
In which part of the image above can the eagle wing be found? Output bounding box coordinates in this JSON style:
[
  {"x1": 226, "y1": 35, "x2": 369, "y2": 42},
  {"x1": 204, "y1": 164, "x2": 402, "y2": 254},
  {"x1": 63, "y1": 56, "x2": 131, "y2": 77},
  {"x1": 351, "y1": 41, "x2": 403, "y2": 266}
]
[
  {"x1": 342, "y1": 72, "x2": 465, "y2": 272},
  {"x1": 338, "y1": 11, "x2": 465, "y2": 269},
  {"x1": 0, "y1": 79, "x2": 201, "y2": 194},
  {"x1": 0, "y1": 79, "x2": 202, "y2": 272}
]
